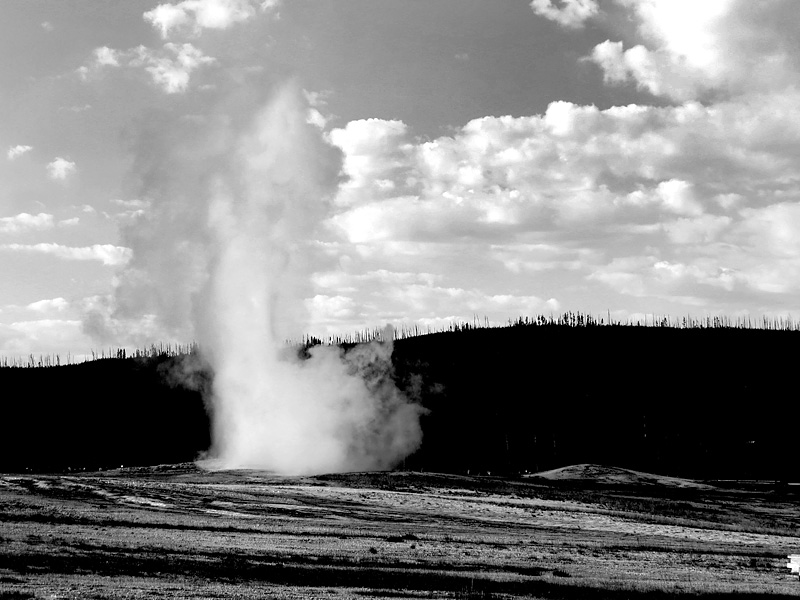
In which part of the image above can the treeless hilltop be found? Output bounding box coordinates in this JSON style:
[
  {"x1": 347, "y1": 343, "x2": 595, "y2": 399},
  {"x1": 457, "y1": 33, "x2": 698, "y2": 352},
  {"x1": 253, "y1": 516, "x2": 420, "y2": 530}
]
[{"x1": 525, "y1": 463, "x2": 715, "y2": 489}]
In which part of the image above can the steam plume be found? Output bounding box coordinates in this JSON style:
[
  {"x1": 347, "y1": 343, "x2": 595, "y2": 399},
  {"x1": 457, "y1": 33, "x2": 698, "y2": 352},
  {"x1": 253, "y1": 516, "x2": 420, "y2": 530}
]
[{"x1": 105, "y1": 83, "x2": 423, "y2": 474}]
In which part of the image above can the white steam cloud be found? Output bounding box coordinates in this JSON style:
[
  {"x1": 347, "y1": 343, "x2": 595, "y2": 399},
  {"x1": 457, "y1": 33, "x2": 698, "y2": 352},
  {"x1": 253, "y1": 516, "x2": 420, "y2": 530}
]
[{"x1": 106, "y1": 82, "x2": 423, "y2": 474}]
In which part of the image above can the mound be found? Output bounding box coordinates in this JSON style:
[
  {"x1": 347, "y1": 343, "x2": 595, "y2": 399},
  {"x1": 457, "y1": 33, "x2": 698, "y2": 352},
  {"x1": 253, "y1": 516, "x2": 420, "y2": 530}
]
[{"x1": 525, "y1": 463, "x2": 714, "y2": 489}]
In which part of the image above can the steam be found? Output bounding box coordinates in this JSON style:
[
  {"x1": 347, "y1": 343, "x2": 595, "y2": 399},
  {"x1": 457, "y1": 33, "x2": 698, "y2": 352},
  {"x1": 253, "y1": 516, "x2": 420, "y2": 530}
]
[{"x1": 105, "y1": 82, "x2": 423, "y2": 474}]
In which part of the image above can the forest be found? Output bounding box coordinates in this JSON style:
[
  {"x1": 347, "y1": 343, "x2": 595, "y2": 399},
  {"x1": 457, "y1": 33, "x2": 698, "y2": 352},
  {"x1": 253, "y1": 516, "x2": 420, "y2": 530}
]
[{"x1": 2, "y1": 315, "x2": 797, "y2": 481}]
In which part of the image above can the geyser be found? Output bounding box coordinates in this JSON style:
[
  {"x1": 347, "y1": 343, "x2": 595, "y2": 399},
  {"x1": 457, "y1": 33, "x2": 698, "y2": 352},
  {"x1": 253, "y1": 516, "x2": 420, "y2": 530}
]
[{"x1": 106, "y1": 83, "x2": 423, "y2": 474}]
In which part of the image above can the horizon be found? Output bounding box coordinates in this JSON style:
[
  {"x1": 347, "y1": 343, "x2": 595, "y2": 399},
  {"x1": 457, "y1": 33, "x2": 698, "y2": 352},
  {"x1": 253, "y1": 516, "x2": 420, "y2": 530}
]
[
  {"x1": 5, "y1": 308, "x2": 800, "y2": 366},
  {"x1": 3, "y1": 1, "x2": 800, "y2": 356}
]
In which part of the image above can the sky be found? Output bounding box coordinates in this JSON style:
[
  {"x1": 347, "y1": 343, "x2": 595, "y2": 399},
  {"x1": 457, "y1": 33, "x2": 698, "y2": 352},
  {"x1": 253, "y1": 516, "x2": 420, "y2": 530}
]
[{"x1": 2, "y1": 0, "x2": 800, "y2": 357}]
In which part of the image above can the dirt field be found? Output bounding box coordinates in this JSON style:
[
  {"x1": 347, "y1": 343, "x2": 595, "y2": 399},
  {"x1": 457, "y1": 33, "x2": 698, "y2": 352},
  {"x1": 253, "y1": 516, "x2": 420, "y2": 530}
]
[{"x1": 1, "y1": 464, "x2": 799, "y2": 599}]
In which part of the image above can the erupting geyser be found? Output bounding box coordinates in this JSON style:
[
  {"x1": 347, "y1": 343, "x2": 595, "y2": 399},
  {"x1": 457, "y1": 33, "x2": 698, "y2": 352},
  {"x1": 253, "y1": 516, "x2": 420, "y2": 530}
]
[{"x1": 101, "y1": 83, "x2": 423, "y2": 474}]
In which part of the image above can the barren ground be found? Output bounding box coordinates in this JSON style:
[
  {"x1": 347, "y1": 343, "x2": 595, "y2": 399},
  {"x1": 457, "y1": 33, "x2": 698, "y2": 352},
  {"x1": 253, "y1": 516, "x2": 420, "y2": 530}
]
[{"x1": 1, "y1": 464, "x2": 799, "y2": 599}]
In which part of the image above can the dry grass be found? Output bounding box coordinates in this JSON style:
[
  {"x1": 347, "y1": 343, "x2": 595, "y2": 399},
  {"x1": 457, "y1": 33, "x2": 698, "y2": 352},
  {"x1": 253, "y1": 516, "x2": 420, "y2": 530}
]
[{"x1": 1, "y1": 466, "x2": 798, "y2": 599}]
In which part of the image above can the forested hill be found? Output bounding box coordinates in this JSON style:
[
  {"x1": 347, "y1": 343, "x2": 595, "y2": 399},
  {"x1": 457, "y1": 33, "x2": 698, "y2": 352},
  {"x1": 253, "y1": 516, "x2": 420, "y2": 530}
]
[
  {"x1": 1, "y1": 321, "x2": 797, "y2": 480},
  {"x1": 391, "y1": 323, "x2": 797, "y2": 480}
]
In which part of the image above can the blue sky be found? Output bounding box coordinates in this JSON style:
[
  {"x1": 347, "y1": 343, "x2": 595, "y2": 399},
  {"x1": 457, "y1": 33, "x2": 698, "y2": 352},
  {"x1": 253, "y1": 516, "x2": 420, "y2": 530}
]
[{"x1": 2, "y1": 0, "x2": 800, "y2": 356}]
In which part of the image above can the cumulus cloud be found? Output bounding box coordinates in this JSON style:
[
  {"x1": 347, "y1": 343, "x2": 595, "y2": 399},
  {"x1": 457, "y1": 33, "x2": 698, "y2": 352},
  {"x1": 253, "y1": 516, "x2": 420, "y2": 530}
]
[
  {"x1": 587, "y1": 0, "x2": 800, "y2": 101},
  {"x1": 27, "y1": 297, "x2": 69, "y2": 313},
  {"x1": 61, "y1": 0, "x2": 800, "y2": 331},
  {"x1": 130, "y1": 43, "x2": 215, "y2": 93},
  {"x1": 323, "y1": 40, "x2": 800, "y2": 317},
  {"x1": 303, "y1": 89, "x2": 332, "y2": 129},
  {"x1": 530, "y1": 0, "x2": 598, "y2": 29},
  {"x1": 144, "y1": 0, "x2": 280, "y2": 38},
  {"x1": 93, "y1": 46, "x2": 120, "y2": 67},
  {"x1": 329, "y1": 96, "x2": 800, "y2": 246},
  {"x1": 0, "y1": 213, "x2": 55, "y2": 234},
  {"x1": 111, "y1": 198, "x2": 150, "y2": 210},
  {"x1": 46, "y1": 157, "x2": 77, "y2": 180},
  {"x1": 328, "y1": 119, "x2": 415, "y2": 208},
  {"x1": 305, "y1": 268, "x2": 560, "y2": 338},
  {"x1": 0, "y1": 319, "x2": 88, "y2": 358},
  {"x1": 7, "y1": 145, "x2": 33, "y2": 160},
  {"x1": 0, "y1": 243, "x2": 132, "y2": 266},
  {"x1": 80, "y1": 43, "x2": 214, "y2": 94}
]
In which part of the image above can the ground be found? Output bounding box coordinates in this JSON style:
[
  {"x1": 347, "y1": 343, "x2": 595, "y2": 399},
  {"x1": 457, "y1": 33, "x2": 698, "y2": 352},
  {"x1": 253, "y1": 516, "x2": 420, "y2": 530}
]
[{"x1": 1, "y1": 464, "x2": 799, "y2": 599}]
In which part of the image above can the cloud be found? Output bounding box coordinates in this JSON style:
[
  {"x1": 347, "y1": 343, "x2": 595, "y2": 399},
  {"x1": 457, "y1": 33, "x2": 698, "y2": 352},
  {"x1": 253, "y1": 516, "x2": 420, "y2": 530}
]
[
  {"x1": 106, "y1": 198, "x2": 150, "y2": 224},
  {"x1": 143, "y1": 0, "x2": 280, "y2": 38},
  {"x1": 27, "y1": 298, "x2": 69, "y2": 313},
  {"x1": 584, "y1": 200, "x2": 800, "y2": 302},
  {"x1": 7, "y1": 145, "x2": 33, "y2": 160},
  {"x1": 327, "y1": 119, "x2": 414, "y2": 208},
  {"x1": 323, "y1": 56, "x2": 800, "y2": 316},
  {"x1": 93, "y1": 46, "x2": 120, "y2": 67},
  {"x1": 0, "y1": 243, "x2": 132, "y2": 266},
  {"x1": 530, "y1": 0, "x2": 598, "y2": 29},
  {"x1": 0, "y1": 213, "x2": 55, "y2": 234},
  {"x1": 303, "y1": 89, "x2": 333, "y2": 129},
  {"x1": 60, "y1": 0, "x2": 800, "y2": 332},
  {"x1": 130, "y1": 43, "x2": 215, "y2": 93},
  {"x1": 111, "y1": 198, "x2": 150, "y2": 210},
  {"x1": 587, "y1": 0, "x2": 800, "y2": 101},
  {"x1": 305, "y1": 272, "x2": 561, "y2": 337},
  {"x1": 59, "y1": 104, "x2": 92, "y2": 112},
  {"x1": 0, "y1": 319, "x2": 87, "y2": 358},
  {"x1": 46, "y1": 157, "x2": 77, "y2": 180},
  {"x1": 81, "y1": 43, "x2": 215, "y2": 94},
  {"x1": 331, "y1": 89, "x2": 800, "y2": 238}
]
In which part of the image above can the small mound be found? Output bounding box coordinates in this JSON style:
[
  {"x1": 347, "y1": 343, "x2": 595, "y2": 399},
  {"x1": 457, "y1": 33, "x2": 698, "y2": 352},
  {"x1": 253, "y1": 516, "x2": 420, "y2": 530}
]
[{"x1": 525, "y1": 463, "x2": 713, "y2": 489}]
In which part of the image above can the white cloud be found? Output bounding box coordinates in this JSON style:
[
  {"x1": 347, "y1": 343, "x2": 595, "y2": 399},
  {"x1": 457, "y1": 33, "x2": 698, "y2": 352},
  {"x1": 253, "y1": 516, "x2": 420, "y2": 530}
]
[
  {"x1": 306, "y1": 108, "x2": 328, "y2": 130},
  {"x1": 587, "y1": 1, "x2": 800, "y2": 101},
  {"x1": 490, "y1": 244, "x2": 601, "y2": 274},
  {"x1": 530, "y1": 0, "x2": 598, "y2": 29},
  {"x1": 584, "y1": 201, "x2": 800, "y2": 301},
  {"x1": 61, "y1": 0, "x2": 800, "y2": 331},
  {"x1": 143, "y1": 2, "x2": 191, "y2": 37},
  {"x1": 27, "y1": 297, "x2": 69, "y2": 313},
  {"x1": 304, "y1": 272, "x2": 561, "y2": 337},
  {"x1": 107, "y1": 198, "x2": 149, "y2": 224},
  {"x1": 323, "y1": 58, "x2": 800, "y2": 316},
  {"x1": 0, "y1": 319, "x2": 87, "y2": 357},
  {"x1": 80, "y1": 43, "x2": 215, "y2": 94},
  {"x1": 662, "y1": 214, "x2": 731, "y2": 245},
  {"x1": 59, "y1": 104, "x2": 92, "y2": 112},
  {"x1": 0, "y1": 212, "x2": 54, "y2": 234},
  {"x1": 130, "y1": 43, "x2": 215, "y2": 93},
  {"x1": 654, "y1": 179, "x2": 703, "y2": 217},
  {"x1": 0, "y1": 243, "x2": 132, "y2": 266},
  {"x1": 306, "y1": 294, "x2": 358, "y2": 322},
  {"x1": 143, "y1": 0, "x2": 280, "y2": 38},
  {"x1": 7, "y1": 145, "x2": 33, "y2": 160},
  {"x1": 46, "y1": 157, "x2": 77, "y2": 180},
  {"x1": 93, "y1": 46, "x2": 120, "y2": 67},
  {"x1": 111, "y1": 198, "x2": 151, "y2": 209},
  {"x1": 328, "y1": 118, "x2": 415, "y2": 208},
  {"x1": 332, "y1": 89, "x2": 800, "y2": 241}
]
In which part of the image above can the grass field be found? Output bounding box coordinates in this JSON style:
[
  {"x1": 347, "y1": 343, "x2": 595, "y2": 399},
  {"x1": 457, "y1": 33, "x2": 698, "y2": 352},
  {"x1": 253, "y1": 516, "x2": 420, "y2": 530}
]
[{"x1": 1, "y1": 464, "x2": 799, "y2": 599}]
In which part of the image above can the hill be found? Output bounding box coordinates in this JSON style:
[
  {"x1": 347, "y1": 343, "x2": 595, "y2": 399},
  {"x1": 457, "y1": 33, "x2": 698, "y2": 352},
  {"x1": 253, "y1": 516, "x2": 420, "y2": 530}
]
[
  {"x1": 524, "y1": 463, "x2": 714, "y2": 489},
  {"x1": 1, "y1": 321, "x2": 797, "y2": 480}
]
